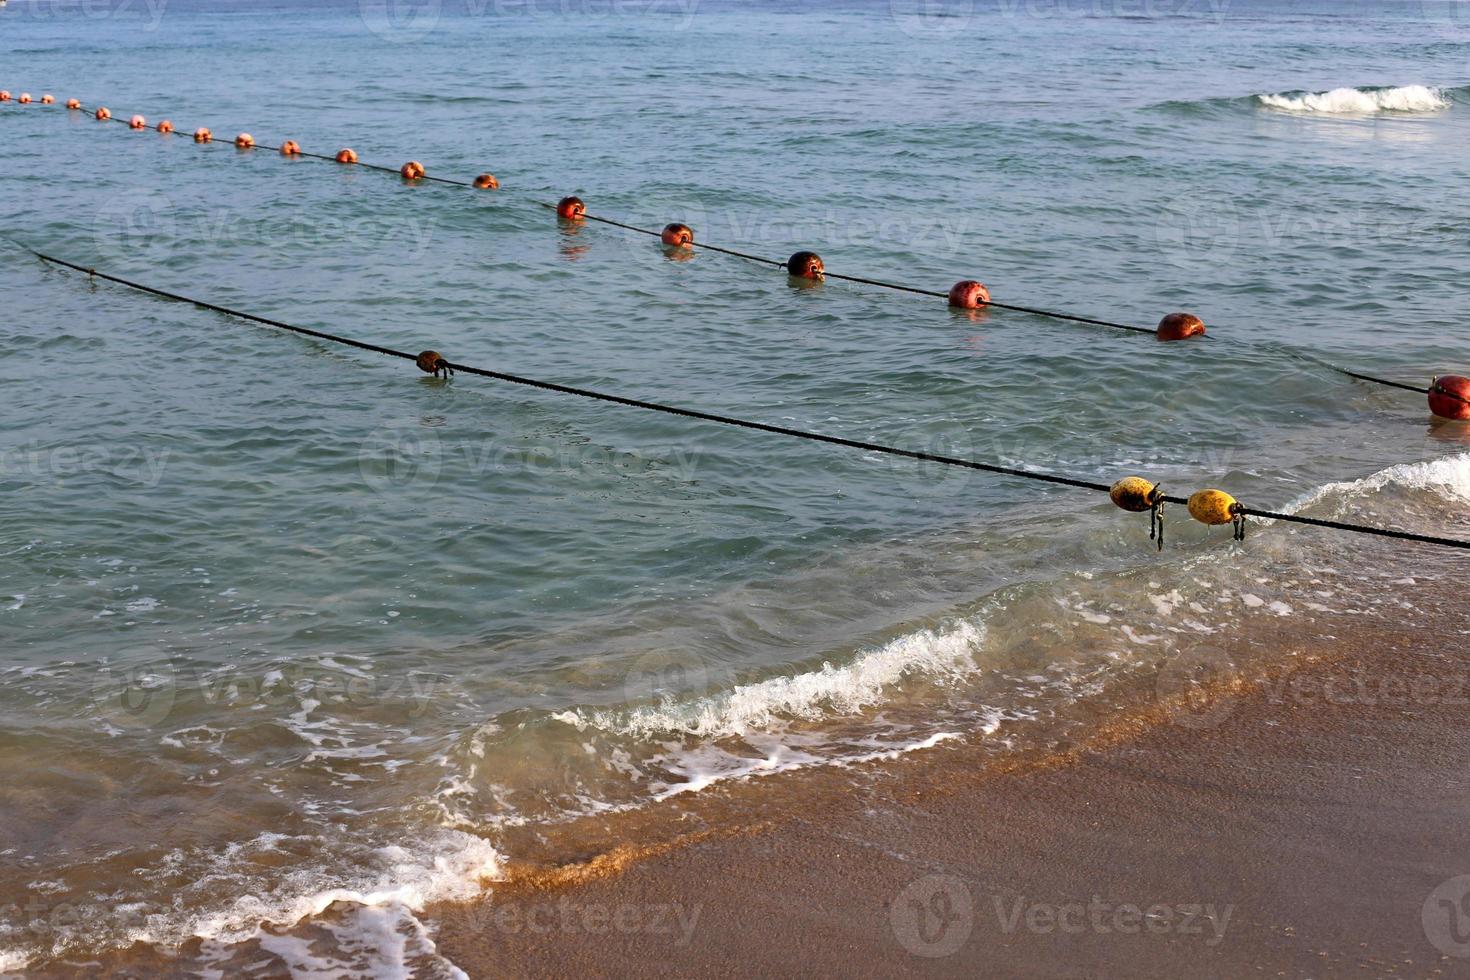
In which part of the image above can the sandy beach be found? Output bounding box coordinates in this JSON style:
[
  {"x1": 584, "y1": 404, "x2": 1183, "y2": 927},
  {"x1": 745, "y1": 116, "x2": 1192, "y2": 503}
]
[{"x1": 433, "y1": 606, "x2": 1470, "y2": 978}]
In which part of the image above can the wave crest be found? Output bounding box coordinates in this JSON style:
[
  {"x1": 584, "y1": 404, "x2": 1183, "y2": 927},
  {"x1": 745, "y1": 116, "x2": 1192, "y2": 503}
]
[{"x1": 1257, "y1": 85, "x2": 1448, "y2": 114}]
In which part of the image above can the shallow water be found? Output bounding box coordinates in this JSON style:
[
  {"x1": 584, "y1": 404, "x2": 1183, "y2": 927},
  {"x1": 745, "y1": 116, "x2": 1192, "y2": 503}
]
[{"x1": 2, "y1": 0, "x2": 1470, "y2": 972}]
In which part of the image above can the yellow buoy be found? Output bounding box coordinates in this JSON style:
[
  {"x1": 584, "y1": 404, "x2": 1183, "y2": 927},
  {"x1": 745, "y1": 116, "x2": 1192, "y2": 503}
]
[
  {"x1": 1109, "y1": 477, "x2": 1157, "y2": 513},
  {"x1": 1188, "y1": 489, "x2": 1247, "y2": 540}
]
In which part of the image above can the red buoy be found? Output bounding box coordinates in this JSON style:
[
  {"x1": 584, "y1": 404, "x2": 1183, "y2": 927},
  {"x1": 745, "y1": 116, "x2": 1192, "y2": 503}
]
[
  {"x1": 661, "y1": 223, "x2": 693, "y2": 247},
  {"x1": 947, "y1": 280, "x2": 990, "y2": 309},
  {"x1": 94, "y1": 107, "x2": 111, "y2": 121},
  {"x1": 0, "y1": 92, "x2": 11, "y2": 103},
  {"x1": 156, "y1": 120, "x2": 174, "y2": 133},
  {"x1": 557, "y1": 196, "x2": 586, "y2": 220},
  {"x1": 235, "y1": 133, "x2": 255, "y2": 149},
  {"x1": 1157, "y1": 312, "x2": 1206, "y2": 342},
  {"x1": 280, "y1": 140, "x2": 302, "y2": 156},
  {"x1": 193, "y1": 127, "x2": 212, "y2": 143},
  {"x1": 335, "y1": 148, "x2": 358, "y2": 164},
  {"x1": 400, "y1": 160, "x2": 424, "y2": 180},
  {"x1": 473, "y1": 173, "x2": 499, "y2": 189},
  {"x1": 786, "y1": 251, "x2": 824, "y2": 280},
  {"x1": 1430, "y1": 376, "x2": 1470, "y2": 421},
  {"x1": 18, "y1": 93, "x2": 32, "y2": 104},
  {"x1": 129, "y1": 114, "x2": 146, "y2": 130}
]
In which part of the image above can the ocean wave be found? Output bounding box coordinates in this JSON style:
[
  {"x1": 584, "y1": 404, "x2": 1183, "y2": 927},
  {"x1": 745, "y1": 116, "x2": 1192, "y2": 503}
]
[
  {"x1": 1256, "y1": 85, "x2": 1450, "y2": 114},
  {"x1": 1285, "y1": 451, "x2": 1470, "y2": 515},
  {"x1": 552, "y1": 619, "x2": 983, "y2": 740}
]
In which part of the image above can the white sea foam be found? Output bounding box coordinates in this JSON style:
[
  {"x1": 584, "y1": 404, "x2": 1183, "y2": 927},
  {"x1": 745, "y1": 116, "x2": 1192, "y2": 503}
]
[
  {"x1": 554, "y1": 620, "x2": 984, "y2": 739},
  {"x1": 1285, "y1": 452, "x2": 1470, "y2": 515},
  {"x1": 1257, "y1": 85, "x2": 1447, "y2": 114}
]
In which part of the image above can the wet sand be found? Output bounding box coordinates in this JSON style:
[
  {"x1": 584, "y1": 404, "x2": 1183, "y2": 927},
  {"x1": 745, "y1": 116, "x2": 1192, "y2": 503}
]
[{"x1": 435, "y1": 623, "x2": 1470, "y2": 978}]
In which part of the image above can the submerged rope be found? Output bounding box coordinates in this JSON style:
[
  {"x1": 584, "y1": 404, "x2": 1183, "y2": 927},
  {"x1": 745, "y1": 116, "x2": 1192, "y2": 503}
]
[{"x1": 19, "y1": 244, "x2": 1470, "y2": 553}]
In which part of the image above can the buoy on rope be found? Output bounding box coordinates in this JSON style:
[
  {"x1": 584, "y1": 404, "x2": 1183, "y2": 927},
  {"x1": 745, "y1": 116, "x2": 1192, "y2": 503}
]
[
  {"x1": 40, "y1": 94, "x2": 54, "y2": 105},
  {"x1": 556, "y1": 196, "x2": 586, "y2": 220},
  {"x1": 947, "y1": 280, "x2": 990, "y2": 309},
  {"x1": 1157, "y1": 312, "x2": 1206, "y2": 342},
  {"x1": 786, "y1": 250, "x2": 824, "y2": 281},
  {"x1": 335, "y1": 148, "x2": 358, "y2": 164},
  {"x1": 473, "y1": 173, "x2": 499, "y2": 190},
  {"x1": 193, "y1": 127, "x2": 212, "y2": 143},
  {"x1": 1110, "y1": 476, "x2": 1166, "y2": 550},
  {"x1": 94, "y1": 107, "x2": 111, "y2": 121},
  {"x1": 661, "y1": 223, "x2": 694, "y2": 247},
  {"x1": 234, "y1": 133, "x2": 254, "y2": 149},
  {"x1": 400, "y1": 160, "x2": 424, "y2": 180},
  {"x1": 415, "y1": 350, "x2": 452, "y2": 379},
  {"x1": 1188, "y1": 489, "x2": 1245, "y2": 540},
  {"x1": 129, "y1": 114, "x2": 146, "y2": 130},
  {"x1": 156, "y1": 120, "x2": 173, "y2": 134},
  {"x1": 18, "y1": 93, "x2": 31, "y2": 104},
  {"x1": 1429, "y1": 375, "x2": 1470, "y2": 421},
  {"x1": 65, "y1": 98, "x2": 80, "y2": 110},
  {"x1": 0, "y1": 91, "x2": 11, "y2": 102},
  {"x1": 280, "y1": 140, "x2": 301, "y2": 156}
]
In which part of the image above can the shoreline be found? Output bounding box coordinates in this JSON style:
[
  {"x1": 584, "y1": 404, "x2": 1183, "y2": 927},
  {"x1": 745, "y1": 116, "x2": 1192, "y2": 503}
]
[{"x1": 433, "y1": 617, "x2": 1470, "y2": 978}]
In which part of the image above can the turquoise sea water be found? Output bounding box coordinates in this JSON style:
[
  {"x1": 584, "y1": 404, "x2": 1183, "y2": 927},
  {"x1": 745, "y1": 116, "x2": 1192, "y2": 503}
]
[{"x1": 2, "y1": 0, "x2": 1470, "y2": 972}]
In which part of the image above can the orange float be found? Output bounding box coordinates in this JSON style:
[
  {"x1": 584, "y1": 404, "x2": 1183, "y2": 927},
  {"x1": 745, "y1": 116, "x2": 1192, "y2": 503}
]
[
  {"x1": 234, "y1": 133, "x2": 254, "y2": 149},
  {"x1": 280, "y1": 140, "x2": 302, "y2": 156},
  {"x1": 1429, "y1": 376, "x2": 1470, "y2": 421},
  {"x1": 1157, "y1": 312, "x2": 1206, "y2": 342},
  {"x1": 400, "y1": 161, "x2": 425, "y2": 180},
  {"x1": 129, "y1": 114, "x2": 146, "y2": 130},
  {"x1": 193, "y1": 127, "x2": 212, "y2": 143},
  {"x1": 473, "y1": 173, "x2": 499, "y2": 189},
  {"x1": 18, "y1": 93, "x2": 31, "y2": 104},
  {"x1": 947, "y1": 280, "x2": 990, "y2": 309},
  {"x1": 156, "y1": 120, "x2": 173, "y2": 134},
  {"x1": 556, "y1": 196, "x2": 586, "y2": 220},
  {"x1": 40, "y1": 94, "x2": 54, "y2": 105},
  {"x1": 661, "y1": 223, "x2": 694, "y2": 247},
  {"x1": 335, "y1": 148, "x2": 358, "y2": 164},
  {"x1": 0, "y1": 91, "x2": 11, "y2": 102},
  {"x1": 786, "y1": 250, "x2": 825, "y2": 281},
  {"x1": 94, "y1": 107, "x2": 111, "y2": 121},
  {"x1": 65, "y1": 98, "x2": 81, "y2": 110},
  {"x1": 416, "y1": 350, "x2": 452, "y2": 379}
]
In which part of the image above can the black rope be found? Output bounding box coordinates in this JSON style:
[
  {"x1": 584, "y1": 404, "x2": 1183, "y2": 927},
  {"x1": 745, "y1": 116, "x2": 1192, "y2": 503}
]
[{"x1": 17, "y1": 244, "x2": 1470, "y2": 553}]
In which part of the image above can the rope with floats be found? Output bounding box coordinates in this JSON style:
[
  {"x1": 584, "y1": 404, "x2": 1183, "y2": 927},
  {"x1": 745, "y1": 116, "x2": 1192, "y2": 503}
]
[
  {"x1": 16, "y1": 242, "x2": 1470, "y2": 553},
  {"x1": 4, "y1": 91, "x2": 1467, "y2": 416}
]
